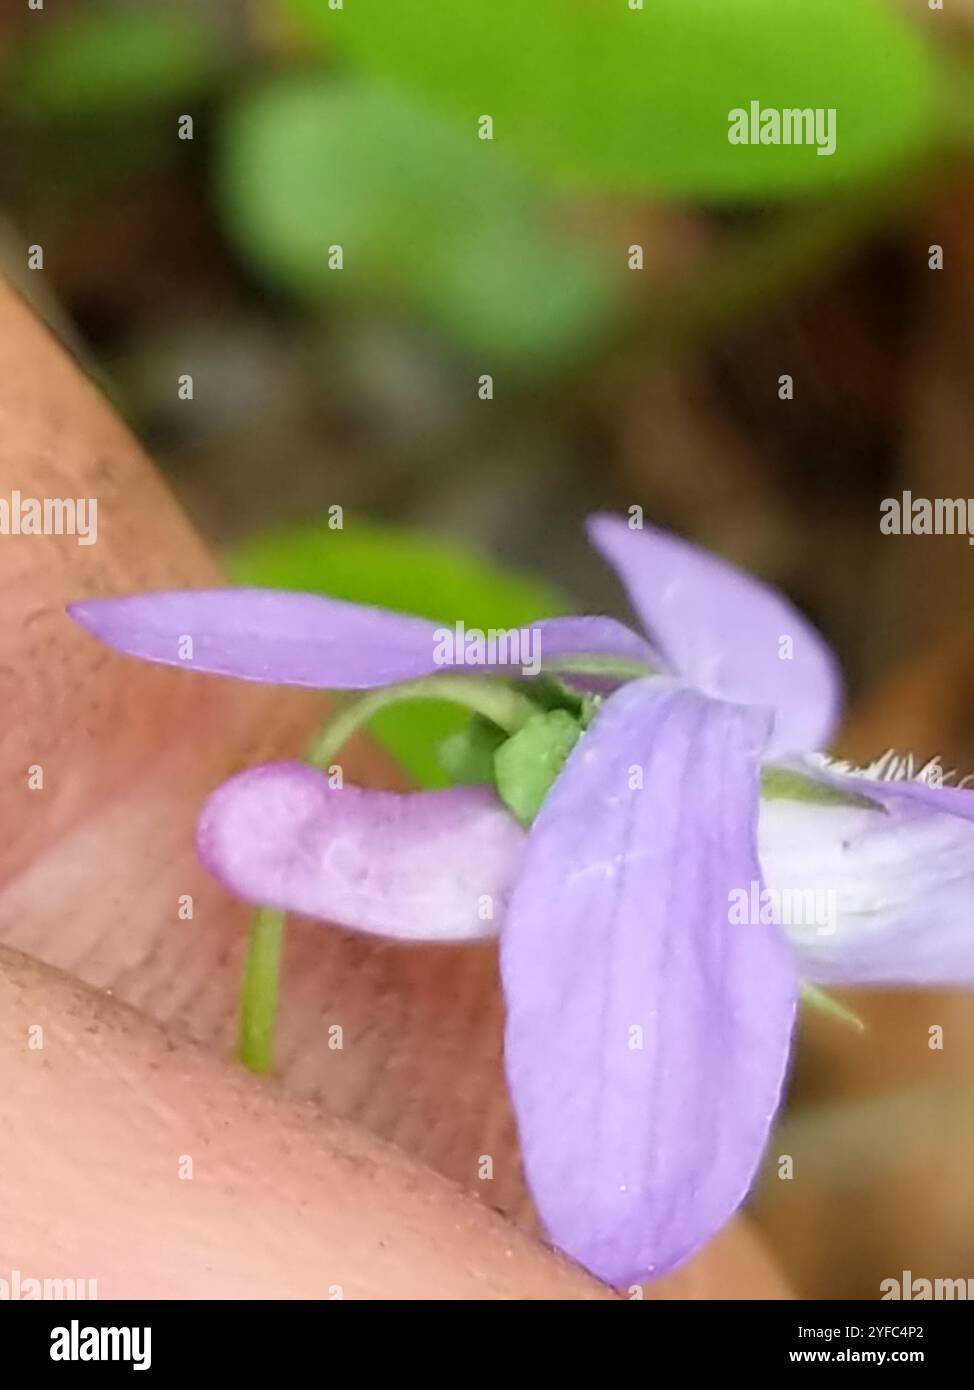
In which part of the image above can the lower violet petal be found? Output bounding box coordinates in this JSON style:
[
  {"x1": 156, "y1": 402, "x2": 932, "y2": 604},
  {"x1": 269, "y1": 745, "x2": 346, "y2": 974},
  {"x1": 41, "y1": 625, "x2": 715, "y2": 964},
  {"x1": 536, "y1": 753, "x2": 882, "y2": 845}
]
[
  {"x1": 197, "y1": 762, "x2": 524, "y2": 941},
  {"x1": 500, "y1": 678, "x2": 797, "y2": 1285}
]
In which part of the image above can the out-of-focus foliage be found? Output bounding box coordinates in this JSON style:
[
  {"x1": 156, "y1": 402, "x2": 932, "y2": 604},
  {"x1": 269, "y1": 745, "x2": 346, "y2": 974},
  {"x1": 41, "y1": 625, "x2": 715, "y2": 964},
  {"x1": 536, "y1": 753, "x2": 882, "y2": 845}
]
[
  {"x1": 288, "y1": 0, "x2": 940, "y2": 198},
  {"x1": 217, "y1": 75, "x2": 622, "y2": 370},
  {"x1": 8, "y1": 3, "x2": 226, "y2": 119},
  {"x1": 227, "y1": 516, "x2": 569, "y2": 787}
]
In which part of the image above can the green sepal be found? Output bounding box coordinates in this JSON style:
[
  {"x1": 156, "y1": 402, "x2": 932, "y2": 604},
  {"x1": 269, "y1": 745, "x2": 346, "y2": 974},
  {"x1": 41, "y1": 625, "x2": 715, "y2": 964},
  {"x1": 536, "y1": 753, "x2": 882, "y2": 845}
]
[
  {"x1": 761, "y1": 766, "x2": 885, "y2": 812},
  {"x1": 437, "y1": 716, "x2": 507, "y2": 785},
  {"x1": 800, "y1": 982, "x2": 866, "y2": 1033},
  {"x1": 525, "y1": 674, "x2": 599, "y2": 727},
  {"x1": 493, "y1": 709, "x2": 583, "y2": 827}
]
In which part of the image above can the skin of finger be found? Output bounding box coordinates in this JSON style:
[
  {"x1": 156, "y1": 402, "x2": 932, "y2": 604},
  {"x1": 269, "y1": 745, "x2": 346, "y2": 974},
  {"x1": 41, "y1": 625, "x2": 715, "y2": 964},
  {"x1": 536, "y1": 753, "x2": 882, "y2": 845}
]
[
  {"x1": 0, "y1": 279, "x2": 791, "y2": 1296},
  {"x1": 0, "y1": 278, "x2": 522, "y2": 1207},
  {"x1": 0, "y1": 944, "x2": 616, "y2": 1299}
]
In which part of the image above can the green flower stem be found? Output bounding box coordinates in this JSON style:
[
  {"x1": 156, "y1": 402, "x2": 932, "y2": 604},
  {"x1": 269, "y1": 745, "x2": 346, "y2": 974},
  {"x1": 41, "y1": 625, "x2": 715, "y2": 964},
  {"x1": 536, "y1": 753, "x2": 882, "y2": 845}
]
[
  {"x1": 306, "y1": 674, "x2": 538, "y2": 767},
  {"x1": 237, "y1": 673, "x2": 538, "y2": 1074},
  {"x1": 237, "y1": 905, "x2": 286, "y2": 1073}
]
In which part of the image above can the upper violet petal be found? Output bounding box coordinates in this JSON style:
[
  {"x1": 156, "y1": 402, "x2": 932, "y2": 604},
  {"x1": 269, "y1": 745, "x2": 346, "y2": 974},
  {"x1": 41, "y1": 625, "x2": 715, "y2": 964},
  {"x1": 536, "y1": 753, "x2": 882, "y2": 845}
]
[
  {"x1": 530, "y1": 615, "x2": 657, "y2": 671},
  {"x1": 69, "y1": 591, "x2": 653, "y2": 689},
  {"x1": 197, "y1": 761, "x2": 524, "y2": 940},
  {"x1": 761, "y1": 764, "x2": 974, "y2": 986},
  {"x1": 500, "y1": 678, "x2": 796, "y2": 1286},
  {"x1": 586, "y1": 514, "x2": 842, "y2": 756},
  {"x1": 68, "y1": 590, "x2": 446, "y2": 688}
]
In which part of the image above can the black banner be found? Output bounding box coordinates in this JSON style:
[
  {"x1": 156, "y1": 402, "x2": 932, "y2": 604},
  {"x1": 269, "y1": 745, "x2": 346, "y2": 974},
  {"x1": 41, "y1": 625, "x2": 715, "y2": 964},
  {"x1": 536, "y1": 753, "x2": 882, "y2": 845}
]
[{"x1": 1, "y1": 1299, "x2": 966, "y2": 1375}]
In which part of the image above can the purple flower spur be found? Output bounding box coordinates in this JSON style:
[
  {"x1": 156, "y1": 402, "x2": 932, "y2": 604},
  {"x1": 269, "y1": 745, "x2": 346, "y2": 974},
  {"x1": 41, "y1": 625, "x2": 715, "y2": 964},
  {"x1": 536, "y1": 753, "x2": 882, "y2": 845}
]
[{"x1": 68, "y1": 514, "x2": 974, "y2": 1287}]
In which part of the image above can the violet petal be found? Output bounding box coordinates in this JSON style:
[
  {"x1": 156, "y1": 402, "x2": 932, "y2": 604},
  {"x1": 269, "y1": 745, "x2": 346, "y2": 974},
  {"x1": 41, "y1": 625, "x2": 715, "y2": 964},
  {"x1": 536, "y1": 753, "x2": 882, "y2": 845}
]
[
  {"x1": 761, "y1": 763, "x2": 974, "y2": 985},
  {"x1": 587, "y1": 514, "x2": 842, "y2": 756},
  {"x1": 197, "y1": 761, "x2": 524, "y2": 940},
  {"x1": 500, "y1": 678, "x2": 797, "y2": 1285},
  {"x1": 69, "y1": 589, "x2": 445, "y2": 688},
  {"x1": 69, "y1": 590, "x2": 652, "y2": 688},
  {"x1": 527, "y1": 615, "x2": 657, "y2": 671}
]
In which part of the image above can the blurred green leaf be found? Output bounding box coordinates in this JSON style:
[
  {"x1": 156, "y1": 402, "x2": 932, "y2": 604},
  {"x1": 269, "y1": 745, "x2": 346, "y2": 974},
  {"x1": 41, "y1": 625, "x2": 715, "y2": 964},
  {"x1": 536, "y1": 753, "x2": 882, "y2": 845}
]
[
  {"x1": 217, "y1": 74, "x2": 621, "y2": 369},
  {"x1": 289, "y1": 0, "x2": 939, "y2": 199},
  {"x1": 227, "y1": 516, "x2": 570, "y2": 787},
  {"x1": 11, "y1": 4, "x2": 226, "y2": 119}
]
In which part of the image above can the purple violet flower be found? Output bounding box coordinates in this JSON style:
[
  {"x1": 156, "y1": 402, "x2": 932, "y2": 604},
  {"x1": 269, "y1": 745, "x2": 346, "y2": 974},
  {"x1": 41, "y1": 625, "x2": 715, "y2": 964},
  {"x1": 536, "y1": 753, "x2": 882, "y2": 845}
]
[{"x1": 68, "y1": 515, "x2": 974, "y2": 1286}]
